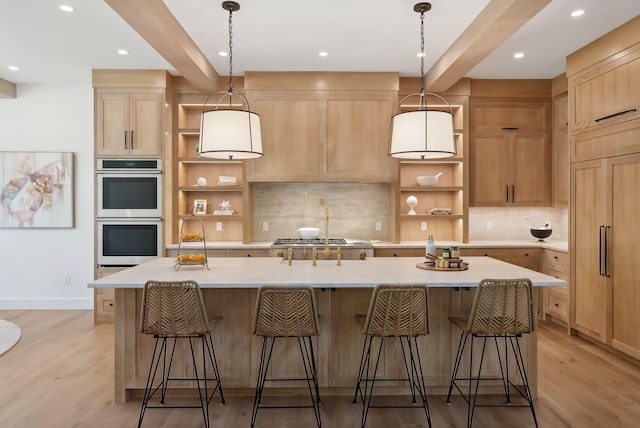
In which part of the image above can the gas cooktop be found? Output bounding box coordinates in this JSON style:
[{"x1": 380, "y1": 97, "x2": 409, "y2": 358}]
[{"x1": 273, "y1": 238, "x2": 347, "y2": 246}]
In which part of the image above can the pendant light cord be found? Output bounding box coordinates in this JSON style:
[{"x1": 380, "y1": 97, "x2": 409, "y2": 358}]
[{"x1": 227, "y1": 7, "x2": 234, "y2": 94}]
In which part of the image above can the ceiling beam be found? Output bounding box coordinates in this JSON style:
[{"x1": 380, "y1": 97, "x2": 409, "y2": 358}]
[
  {"x1": 425, "y1": 0, "x2": 552, "y2": 93},
  {"x1": 0, "y1": 78, "x2": 17, "y2": 98},
  {"x1": 105, "y1": 0, "x2": 220, "y2": 91}
]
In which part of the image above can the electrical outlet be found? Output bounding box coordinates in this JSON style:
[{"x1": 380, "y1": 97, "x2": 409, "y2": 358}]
[
  {"x1": 216, "y1": 222, "x2": 223, "y2": 231},
  {"x1": 375, "y1": 221, "x2": 382, "y2": 231},
  {"x1": 64, "y1": 275, "x2": 71, "y2": 285},
  {"x1": 262, "y1": 221, "x2": 269, "y2": 232},
  {"x1": 486, "y1": 221, "x2": 493, "y2": 231},
  {"x1": 420, "y1": 221, "x2": 427, "y2": 231}
]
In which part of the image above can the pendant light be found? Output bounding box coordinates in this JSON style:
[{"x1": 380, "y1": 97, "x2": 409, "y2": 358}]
[
  {"x1": 388, "y1": 2, "x2": 456, "y2": 160},
  {"x1": 198, "y1": 1, "x2": 263, "y2": 160}
]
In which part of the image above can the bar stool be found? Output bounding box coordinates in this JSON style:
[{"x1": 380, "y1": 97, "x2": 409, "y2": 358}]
[
  {"x1": 137, "y1": 280, "x2": 224, "y2": 428},
  {"x1": 352, "y1": 284, "x2": 431, "y2": 428},
  {"x1": 251, "y1": 286, "x2": 321, "y2": 428},
  {"x1": 446, "y1": 278, "x2": 537, "y2": 428}
]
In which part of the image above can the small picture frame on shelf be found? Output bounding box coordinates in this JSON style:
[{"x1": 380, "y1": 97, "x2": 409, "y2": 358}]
[{"x1": 193, "y1": 199, "x2": 207, "y2": 215}]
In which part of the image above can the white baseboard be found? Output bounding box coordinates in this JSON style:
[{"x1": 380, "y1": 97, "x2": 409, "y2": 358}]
[{"x1": 0, "y1": 298, "x2": 93, "y2": 310}]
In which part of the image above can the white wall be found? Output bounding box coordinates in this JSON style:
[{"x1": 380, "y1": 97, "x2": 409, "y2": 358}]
[{"x1": 0, "y1": 84, "x2": 94, "y2": 309}]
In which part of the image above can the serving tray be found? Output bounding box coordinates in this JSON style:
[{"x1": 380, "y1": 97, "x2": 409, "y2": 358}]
[{"x1": 416, "y1": 262, "x2": 468, "y2": 271}]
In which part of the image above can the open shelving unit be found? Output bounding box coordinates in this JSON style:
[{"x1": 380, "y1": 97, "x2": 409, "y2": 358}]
[
  {"x1": 393, "y1": 93, "x2": 469, "y2": 243},
  {"x1": 173, "y1": 96, "x2": 252, "y2": 244}
]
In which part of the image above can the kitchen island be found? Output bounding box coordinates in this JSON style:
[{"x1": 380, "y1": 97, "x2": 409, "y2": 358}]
[{"x1": 89, "y1": 256, "x2": 565, "y2": 402}]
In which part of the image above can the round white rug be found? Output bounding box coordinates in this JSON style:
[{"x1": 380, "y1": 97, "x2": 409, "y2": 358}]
[{"x1": 0, "y1": 319, "x2": 21, "y2": 356}]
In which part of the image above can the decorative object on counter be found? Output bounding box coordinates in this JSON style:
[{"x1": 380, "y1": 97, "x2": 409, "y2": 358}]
[
  {"x1": 175, "y1": 214, "x2": 209, "y2": 270},
  {"x1": 417, "y1": 256, "x2": 468, "y2": 271},
  {"x1": 216, "y1": 175, "x2": 238, "y2": 186},
  {"x1": 180, "y1": 231, "x2": 202, "y2": 241},
  {"x1": 388, "y1": 3, "x2": 455, "y2": 160},
  {"x1": 530, "y1": 224, "x2": 552, "y2": 241},
  {"x1": 193, "y1": 199, "x2": 207, "y2": 215},
  {"x1": 417, "y1": 172, "x2": 443, "y2": 186},
  {"x1": 213, "y1": 200, "x2": 235, "y2": 215},
  {"x1": 196, "y1": 177, "x2": 208, "y2": 186},
  {"x1": 425, "y1": 234, "x2": 436, "y2": 257},
  {"x1": 406, "y1": 195, "x2": 418, "y2": 215},
  {"x1": 428, "y1": 207, "x2": 452, "y2": 215},
  {"x1": 198, "y1": 1, "x2": 262, "y2": 160},
  {"x1": 297, "y1": 227, "x2": 321, "y2": 239}
]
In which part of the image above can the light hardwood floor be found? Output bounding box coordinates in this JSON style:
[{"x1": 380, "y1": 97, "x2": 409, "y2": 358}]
[{"x1": 1, "y1": 310, "x2": 639, "y2": 427}]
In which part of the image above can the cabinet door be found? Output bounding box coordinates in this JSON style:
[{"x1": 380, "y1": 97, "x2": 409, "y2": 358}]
[
  {"x1": 510, "y1": 132, "x2": 550, "y2": 206},
  {"x1": 249, "y1": 97, "x2": 324, "y2": 181},
  {"x1": 96, "y1": 93, "x2": 130, "y2": 156},
  {"x1": 96, "y1": 92, "x2": 163, "y2": 156},
  {"x1": 573, "y1": 54, "x2": 640, "y2": 130},
  {"x1": 129, "y1": 92, "x2": 163, "y2": 156},
  {"x1": 609, "y1": 153, "x2": 640, "y2": 359},
  {"x1": 571, "y1": 160, "x2": 607, "y2": 342},
  {"x1": 554, "y1": 94, "x2": 569, "y2": 206},
  {"x1": 470, "y1": 133, "x2": 510, "y2": 206},
  {"x1": 326, "y1": 97, "x2": 394, "y2": 181}
]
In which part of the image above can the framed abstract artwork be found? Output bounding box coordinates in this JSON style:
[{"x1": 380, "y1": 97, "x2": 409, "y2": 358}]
[{"x1": 0, "y1": 151, "x2": 74, "y2": 228}]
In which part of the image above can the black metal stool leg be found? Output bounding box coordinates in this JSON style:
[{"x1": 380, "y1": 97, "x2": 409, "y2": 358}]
[
  {"x1": 361, "y1": 337, "x2": 384, "y2": 428},
  {"x1": 138, "y1": 338, "x2": 163, "y2": 428},
  {"x1": 204, "y1": 333, "x2": 225, "y2": 404},
  {"x1": 447, "y1": 330, "x2": 468, "y2": 403},
  {"x1": 352, "y1": 336, "x2": 372, "y2": 404},
  {"x1": 510, "y1": 336, "x2": 539, "y2": 428},
  {"x1": 298, "y1": 337, "x2": 322, "y2": 428},
  {"x1": 251, "y1": 336, "x2": 275, "y2": 428}
]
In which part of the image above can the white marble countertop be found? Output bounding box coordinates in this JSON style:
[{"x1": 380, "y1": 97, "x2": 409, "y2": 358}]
[
  {"x1": 89, "y1": 256, "x2": 566, "y2": 289},
  {"x1": 165, "y1": 240, "x2": 569, "y2": 252}
]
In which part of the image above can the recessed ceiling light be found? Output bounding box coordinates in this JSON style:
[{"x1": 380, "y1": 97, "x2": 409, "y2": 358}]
[
  {"x1": 571, "y1": 9, "x2": 585, "y2": 17},
  {"x1": 8, "y1": 65, "x2": 19, "y2": 71},
  {"x1": 117, "y1": 49, "x2": 129, "y2": 55},
  {"x1": 218, "y1": 51, "x2": 228, "y2": 57},
  {"x1": 59, "y1": 5, "x2": 74, "y2": 12},
  {"x1": 318, "y1": 51, "x2": 328, "y2": 57},
  {"x1": 513, "y1": 52, "x2": 525, "y2": 59}
]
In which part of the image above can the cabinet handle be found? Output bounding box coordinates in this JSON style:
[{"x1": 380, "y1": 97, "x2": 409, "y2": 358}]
[
  {"x1": 605, "y1": 225, "x2": 611, "y2": 277},
  {"x1": 501, "y1": 127, "x2": 519, "y2": 131},
  {"x1": 131, "y1": 130, "x2": 135, "y2": 149},
  {"x1": 599, "y1": 225, "x2": 605, "y2": 276},
  {"x1": 506, "y1": 185, "x2": 509, "y2": 203},
  {"x1": 594, "y1": 108, "x2": 637, "y2": 123},
  {"x1": 511, "y1": 185, "x2": 515, "y2": 203},
  {"x1": 124, "y1": 130, "x2": 128, "y2": 150}
]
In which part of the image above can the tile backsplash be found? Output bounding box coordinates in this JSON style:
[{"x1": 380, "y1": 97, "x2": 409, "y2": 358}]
[
  {"x1": 469, "y1": 207, "x2": 568, "y2": 241},
  {"x1": 251, "y1": 183, "x2": 568, "y2": 242},
  {"x1": 252, "y1": 183, "x2": 390, "y2": 241}
]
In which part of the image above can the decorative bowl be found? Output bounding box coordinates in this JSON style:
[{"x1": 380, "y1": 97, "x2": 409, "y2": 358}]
[
  {"x1": 297, "y1": 227, "x2": 321, "y2": 239},
  {"x1": 417, "y1": 172, "x2": 443, "y2": 186},
  {"x1": 530, "y1": 228, "x2": 552, "y2": 241}
]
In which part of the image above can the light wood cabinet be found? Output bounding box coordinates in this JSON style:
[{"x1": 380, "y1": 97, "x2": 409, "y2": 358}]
[
  {"x1": 470, "y1": 99, "x2": 551, "y2": 207},
  {"x1": 246, "y1": 89, "x2": 395, "y2": 182},
  {"x1": 553, "y1": 93, "x2": 569, "y2": 206},
  {"x1": 173, "y1": 98, "x2": 250, "y2": 243},
  {"x1": 571, "y1": 46, "x2": 640, "y2": 132},
  {"x1": 571, "y1": 152, "x2": 640, "y2": 359},
  {"x1": 541, "y1": 249, "x2": 569, "y2": 323},
  {"x1": 460, "y1": 247, "x2": 542, "y2": 271},
  {"x1": 95, "y1": 90, "x2": 164, "y2": 157}
]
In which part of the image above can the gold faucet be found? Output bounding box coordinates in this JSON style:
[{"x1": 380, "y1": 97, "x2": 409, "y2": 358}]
[{"x1": 304, "y1": 192, "x2": 341, "y2": 266}]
